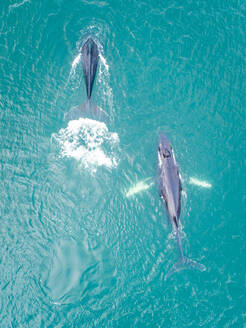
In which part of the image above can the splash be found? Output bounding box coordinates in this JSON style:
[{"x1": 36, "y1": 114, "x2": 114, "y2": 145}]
[
  {"x1": 52, "y1": 118, "x2": 119, "y2": 173},
  {"x1": 189, "y1": 177, "x2": 212, "y2": 188}
]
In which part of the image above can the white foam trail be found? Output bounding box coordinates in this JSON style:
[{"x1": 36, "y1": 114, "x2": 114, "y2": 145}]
[
  {"x1": 52, "y1": 118, "x2": 119, "y2": 173},
  {"x1": 99, "y1": 53, "x2": 109, "y2": 73},
  {"x1": 68, "y1": 53, "x2": 81, "y2": 80},
  {"x1": 189, "y1": 177, "x2": 212, "y2": 188},
  {"x1": 98, "y1": 52, "x2": 114, "y2": 119},
  {"x1": 62, "y1": 53, "x2": 82, "y2": 90},
  {"x1": 9, "y1": 0, "x2": 30, "y2": 11},
  {"x1": 72, "y1": 53, "x2": 81, "y2": 70},
  {"x1": 126, "y1": 179, "x2": 154, "y2": 197}
]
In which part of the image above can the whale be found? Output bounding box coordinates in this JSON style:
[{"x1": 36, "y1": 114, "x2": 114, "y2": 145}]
[
  {"x1": 66, "y1": 37, "x2": 108, "y2": 122},
  {"x1": 157, "y1": 133, "x2": 205, "y2": 279}
]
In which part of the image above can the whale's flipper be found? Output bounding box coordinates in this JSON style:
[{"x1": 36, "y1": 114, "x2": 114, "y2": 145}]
[
  {"x1": 64, "y1": 100, "x2": 109, "y2": 122},
  {"x1": 165, "y1": 256, "x2": 206, "y2": 280}
]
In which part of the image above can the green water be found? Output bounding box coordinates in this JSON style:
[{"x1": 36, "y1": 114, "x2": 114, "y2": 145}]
[{"x1": 0, "y1": 0, "x2": 245, "y2": 327}]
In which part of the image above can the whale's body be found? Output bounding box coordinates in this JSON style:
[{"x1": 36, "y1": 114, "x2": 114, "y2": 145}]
[
  {"x1": 158, "y1": 133, "x2": 181, "y2": 230},
  {"x1": 81, "y1": 37, "x2": 99, "y2": 100},
  {"x1": 66, "y1": 37, "x2": 108, "y2": 122}
]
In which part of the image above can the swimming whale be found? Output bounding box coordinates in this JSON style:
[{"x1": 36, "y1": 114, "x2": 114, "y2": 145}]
[
  {"x1": 81, "y1": 37, "x2": 99, "y2": 100},
  {"x1": 157, "y1": 133, "x2": 205, "y2": 279},
  {"x1": 66, "y1": 37, "x2": 108, "y2": 121}
]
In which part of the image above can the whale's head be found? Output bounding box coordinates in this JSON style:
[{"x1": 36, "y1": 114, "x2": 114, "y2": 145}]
[
  {"x1": 81, "y1": 37, "x2": 98, "y2": 57},
  {"x1": 158, "y1": 133, "x2": 172, "y2": 162}
]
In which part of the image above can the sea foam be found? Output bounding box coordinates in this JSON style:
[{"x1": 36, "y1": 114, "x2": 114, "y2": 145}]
[{"x1": 52, "y1": 118, "x2": 119, "y2": 173}]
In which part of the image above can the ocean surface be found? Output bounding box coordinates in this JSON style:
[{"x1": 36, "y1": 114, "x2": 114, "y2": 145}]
[{"x1": 0, "y1": 0, "x2": 245, "y2": 327}]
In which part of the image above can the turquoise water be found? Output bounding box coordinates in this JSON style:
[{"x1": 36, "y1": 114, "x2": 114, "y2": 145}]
[{"x1": 0, "y1": 0, "x2": 245, "y2": 327}]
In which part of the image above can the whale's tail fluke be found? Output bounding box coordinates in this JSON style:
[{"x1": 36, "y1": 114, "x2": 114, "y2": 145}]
[
  {"x1": 165, "y1": 256, "x2": 206, "y2": 280},
  {"x1": 65, "y1": 100, "x2": 109, "y2": 122},
  {"x1": 164, "y1": 229, "x2": 206, "y2": 280}
]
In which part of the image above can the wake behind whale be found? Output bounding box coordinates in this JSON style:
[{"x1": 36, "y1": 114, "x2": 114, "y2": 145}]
[{"x1": 52, "y1": 117, "x2": 119, "y2": 173}]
